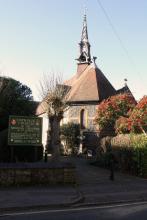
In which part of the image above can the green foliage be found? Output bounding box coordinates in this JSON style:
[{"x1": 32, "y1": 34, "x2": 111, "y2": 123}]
[
  {"x1": 0, "y1": 129, "x2": 10, "y2": 162},
  {"x1": 0, "y1": 77, "x2": 36, "y2": 131},
  {"x1": 111, "y1": 134, "x2": 147, "y2": 176},
  {"x1": 97, "y1": 134, "x2": 147, "y2": 177},
  {"x1": 0, "y1": 77, "x2": 38, "y2": 162},
  {"x1": 60, "y1": 123, "x2": 80, "y2": 154}
]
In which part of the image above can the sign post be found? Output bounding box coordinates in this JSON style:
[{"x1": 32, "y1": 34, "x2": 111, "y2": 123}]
[{"x1": 8, "y1": 116, "x2": 42, "y2": 161}]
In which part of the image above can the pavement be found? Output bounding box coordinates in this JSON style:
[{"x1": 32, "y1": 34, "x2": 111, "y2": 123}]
[
  {"x1": 74, "y1": 157, "x2": 147, "y2": 207},
  {"x1": 1, "y1": 157, "x2": 147, "y2": 213},
  {"x1": 0, "y1": 186, "x2": 82, "y2": 213}
]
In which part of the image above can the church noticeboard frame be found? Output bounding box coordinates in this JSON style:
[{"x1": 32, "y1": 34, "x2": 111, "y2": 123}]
[{"x1": 8, "y1": 116, "x2": 42, "y2": 146}]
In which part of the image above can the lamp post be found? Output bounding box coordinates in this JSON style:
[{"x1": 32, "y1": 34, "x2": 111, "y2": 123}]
[
  {"x1": 44, "y1": 148, "x2": 48, "y2": 162},
  {"x1": 109, "y1": 150, "x2": 114, "y2": 181}
]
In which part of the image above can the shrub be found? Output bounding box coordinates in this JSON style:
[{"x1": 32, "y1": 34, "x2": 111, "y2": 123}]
[
  {"x1": 115, "y1": 96, "x2": 147, "y2": 134},
  {"x1": 95, "y1": 93, "x2": 136, "y2": 131},
  {"x1": 112, "y1": 134, "x2": 147, "y2": 176},
  {"x1": 129, "y1": 96, "x2": 147, "y2": 134},
  {"x1": 13, "y1": 145, "x2": 43, "y2": 162},
  {"x1": 97, "y1": 134, "x2": 147, "y2": 177},
  {"x1": 115, "y1": 116, "x2": 129, "y2": 134},
  {"x1": 60, "y1": 123, "x2": 80, "y2": 155},
  {"x1": 0, "y1": 129, "x2": 10, "y2": 162}
]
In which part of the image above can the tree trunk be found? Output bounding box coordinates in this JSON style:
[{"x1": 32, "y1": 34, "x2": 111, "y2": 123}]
[{"x1": 50, "y1": 115, "x2": 61, "y2": 160}]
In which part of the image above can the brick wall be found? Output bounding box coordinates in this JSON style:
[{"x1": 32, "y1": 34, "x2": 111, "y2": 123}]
[{"x1": 0, "y1": 164, "x2": 76, "y2": 186}]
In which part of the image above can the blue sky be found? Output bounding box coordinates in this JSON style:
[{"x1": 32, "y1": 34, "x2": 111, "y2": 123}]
[{"x1": 0, "y1": 0, "x2": 146, "y2": 101}]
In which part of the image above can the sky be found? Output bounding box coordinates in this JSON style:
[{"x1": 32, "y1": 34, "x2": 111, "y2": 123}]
[{"x1": 0, "y1": 0, "x2": 146, "y2": 101}]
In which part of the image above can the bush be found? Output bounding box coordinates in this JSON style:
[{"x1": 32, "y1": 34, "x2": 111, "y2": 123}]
[
  {"x1": 12, "y1": 145, "x2": 43, "y2": 162},
  {"x1": 111, "y1": 134, "x2": 147, "y2": 176},
  {"x1": 115, "y1": 96, "x2": 147, "y2": 134},
  {"x1": 111, "y1": 134, "x2": 147, "y2": 149},
  {"x1": 97, "y1": 134, "x2": 147, "y2": 177},
  {"x1": 60, "y1": 123, "x2": 80, "y2": 155},
  {"x1": 115, "y1": 116, "x2": 129, "y2": 134},
  {"x1": 95, "y1": 93, "x2": 136, "y2": 131},
  {"x1": 129, "y1": 96, "x2": 147, "y2": 133},
  {"x1": 0, "y1": 129, "x2": 10, "y2": 162}
]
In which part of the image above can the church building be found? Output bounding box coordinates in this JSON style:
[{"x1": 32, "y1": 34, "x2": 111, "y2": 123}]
[
  {"x1": 62, "y1": 14, "x2": 130, "y2": 138},
  {"x1": 37, "y1": 14, "x2": 132, "y2": 150}
]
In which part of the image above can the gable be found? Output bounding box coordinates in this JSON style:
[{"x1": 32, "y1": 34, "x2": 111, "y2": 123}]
[{"x1": 65, "y1": 63, "x2": 116, "y2": 103}]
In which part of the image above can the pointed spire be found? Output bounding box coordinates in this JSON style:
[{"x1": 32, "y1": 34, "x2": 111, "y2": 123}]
[
  {"x1": 81, "y1": 14, "x2": 89, "y2": 42},
  {"x1": 76, "y1": 13, "x2": 92, "y2": 64}
]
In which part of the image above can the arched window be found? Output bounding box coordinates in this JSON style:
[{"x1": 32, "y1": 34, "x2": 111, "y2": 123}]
[{"x1": 80, "y1": 109, "x2": 86, "y2": 129}]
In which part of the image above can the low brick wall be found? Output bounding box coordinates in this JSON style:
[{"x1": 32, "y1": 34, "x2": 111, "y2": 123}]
[{"x1": 0, "y1": 162, "x2": 76, "y2": 186}]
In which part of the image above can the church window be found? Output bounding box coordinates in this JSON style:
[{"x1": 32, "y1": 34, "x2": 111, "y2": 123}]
[{"x1": 80, "y1": 109, "x2": 86, "y2": 129}]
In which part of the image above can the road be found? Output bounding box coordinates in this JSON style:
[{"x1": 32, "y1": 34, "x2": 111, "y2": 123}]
[{"x1": 1, "y1": 202, "x2": 147, "y2": 220}]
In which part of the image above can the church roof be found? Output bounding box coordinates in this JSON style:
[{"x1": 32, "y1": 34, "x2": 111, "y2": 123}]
[{"x1": 64, "y1": 63, "x2": 116, "y2": 103}]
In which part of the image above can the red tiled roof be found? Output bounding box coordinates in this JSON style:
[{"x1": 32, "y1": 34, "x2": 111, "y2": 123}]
[
  {"x1": 36, "y1": 63, "x2": 117, "y2": 115},
  {"x1": 64, "y1": 63, "x2": 116, "y2": 102}
]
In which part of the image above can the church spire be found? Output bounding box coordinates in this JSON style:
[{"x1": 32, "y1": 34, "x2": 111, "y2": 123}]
[{"x1": 77, "y1": 14, "x2": 92, "y2": 64}]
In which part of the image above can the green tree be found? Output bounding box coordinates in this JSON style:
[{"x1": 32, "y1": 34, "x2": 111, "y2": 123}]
[
  {"x1": 0, "y1": 76, "x2": 36, "y2": 130},
  {"x1": 0, "y1": 76, "x2": 38, "y2": 162}
]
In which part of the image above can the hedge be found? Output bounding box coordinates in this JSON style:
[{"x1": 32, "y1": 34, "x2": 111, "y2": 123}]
[{"x1": 97, "y1": 134, "x2": 147, "y2": 177}]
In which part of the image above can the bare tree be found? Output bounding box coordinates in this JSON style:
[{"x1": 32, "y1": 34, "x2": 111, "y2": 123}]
[{"x1": 38, "y1": 73, "x2": 70, "y2": 160}]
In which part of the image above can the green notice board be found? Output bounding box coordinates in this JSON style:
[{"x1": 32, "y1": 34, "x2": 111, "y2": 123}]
[{"x1": 8, "y1": 116, "x2": 42, "y2": 146}]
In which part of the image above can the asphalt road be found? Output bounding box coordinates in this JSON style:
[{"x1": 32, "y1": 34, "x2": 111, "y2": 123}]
[{"x1": 1, "y1": 202, "x2": 147, "y2": 220}]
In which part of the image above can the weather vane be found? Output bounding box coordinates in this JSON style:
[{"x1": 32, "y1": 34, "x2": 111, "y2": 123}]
[{"x1": 124, "y1": 78, "x2": 128, "y2": 86}]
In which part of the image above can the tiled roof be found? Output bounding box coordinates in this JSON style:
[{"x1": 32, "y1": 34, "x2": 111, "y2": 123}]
[
  {"x1": 64, "y1": 63, "x2": 116, "y2": 103},
  {"x1": 116, "y1": 85, "x2": 131, "y2": 94}
]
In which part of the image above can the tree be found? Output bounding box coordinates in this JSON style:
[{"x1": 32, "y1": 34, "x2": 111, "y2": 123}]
[
  {"x1": 0, "y1": 76, "x2": 38, "y2": 162},
  {"x1": 129, "y1": 96, "x2": 147, "y2": 134},
  {"x1": 116, "y1": 96, "x2": 147, "y2": 134},
  {"x1": 94, "y1": 93, "x2": 136, "y2": 132},
  {"x1": 39, "y1": 74, "x2": 70, "y2": 160},
  {"x1": 0, "y1": 76, "x2": 35, "y2": 130}
]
